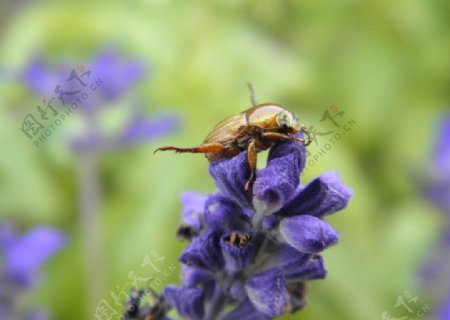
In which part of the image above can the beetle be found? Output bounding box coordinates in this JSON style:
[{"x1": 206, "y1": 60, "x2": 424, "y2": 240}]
[{"x1": 155, "y1": 86, "x2": 312, "y2": 192}]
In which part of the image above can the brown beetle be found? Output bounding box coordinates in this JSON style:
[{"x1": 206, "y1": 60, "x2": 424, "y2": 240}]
[{"x1": 155, "y1": 86, "x2": 312, "y2": 191}]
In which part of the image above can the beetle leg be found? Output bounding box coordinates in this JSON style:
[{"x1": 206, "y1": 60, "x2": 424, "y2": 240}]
[
  {"x1": 245, "y1": 139, "x2": 257, "y2": 193},
  {"x1": 262, "y1": 130, "x2": 313, "y2": 146},
  {"x1": 154, "y1": 143, "x2": 225, "y2": 155},
  {"x1": 261, "y1": 132, "x2": 292, "y2": 142},
  {"x1": 300, "y1": 126, "x2": 313, "y2": 146}
]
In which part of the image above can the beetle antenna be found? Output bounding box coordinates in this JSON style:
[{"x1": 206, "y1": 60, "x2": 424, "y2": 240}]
[{"x1": 247, "y1": 82, "x2": 257, "y2": 107}]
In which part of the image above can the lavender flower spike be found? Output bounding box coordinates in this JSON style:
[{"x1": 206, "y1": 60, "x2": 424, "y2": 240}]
[{"x1": 123, "y1": 129, "x2": 352, "y2": 319}]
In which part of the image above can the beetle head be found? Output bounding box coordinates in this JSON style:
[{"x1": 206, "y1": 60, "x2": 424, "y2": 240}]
[{"x1": 277, "y1": 110, "x2": 302, "y2": 133}]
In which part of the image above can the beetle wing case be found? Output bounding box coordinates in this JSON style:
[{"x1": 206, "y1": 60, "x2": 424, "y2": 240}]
[{"x1": 203, "y1": 113, "x2": 248, "y2": 145}]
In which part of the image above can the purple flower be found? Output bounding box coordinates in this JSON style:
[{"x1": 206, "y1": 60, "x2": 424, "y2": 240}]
[
  {"x1": 222, "y1": 299, "x2": 269, "y2": 320},
  {"x1": 434, "y1": 115, "x2": 450, "y2": 174},
  {"x1": 120, "y1": 125, "x2": 352, "y2": 319},
  {"x1": 279, "y1": 215, "x2": 339, "y2": 253},
  {"x1": 418, "y1": 115, "x2": 450, "y2": 319},
  {"x1": 70, "y1": 111, "x2": 181, "y2": 152},
  {"x1": 88, "y1": 49, "x2": 146, "y2": 102},
  {"x1": 163, "y1": 286, "x2": 205, "y2": 320},
  {"x1": 118, "y1": 114, "x2": 181, "y2": 146},
  {"x1": 0, "y1": 222, "x2": 65, "y2": 320},
  {"x1": 437, "y1": 294, "x2": 450, "y2": 320},
  {"x1": 22, "y1": 58, "x2": 62, "y2": 96},
  {"x1": 423, "y1": 115, "x2": 450, "y2": 213},
  {"x1": 22, "y1": 49, "x2": 181, "y2": 152},
  {"x1": 245, "y1": 268, "x2": 289, "y2": 317},
  {"x1": 179, "y1": 232, "x2": 224, "y2": 272},
  {"x1": 180, "y1": 191, "x2": 209, "y2": 231},
  {"x1": 150, "y1": 137, "x2": 352, "y2": 319},
  {"x1": 0, "y1": 223, "x2": 65, "y2": 287},
  {"x1": 23, "y1": 49, "x2": 147, "y2": 110}
]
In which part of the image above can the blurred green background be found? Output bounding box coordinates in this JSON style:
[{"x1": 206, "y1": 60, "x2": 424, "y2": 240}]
[{"x1": 0, "y1": 1, "x2": 449, "y2": 319}]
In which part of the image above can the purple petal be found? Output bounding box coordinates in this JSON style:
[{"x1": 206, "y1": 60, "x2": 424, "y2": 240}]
[
  {"x1": 423, "y1": 179, "x2": 450, "y2": 213},
  {"x1": 245, "y1": 268, "x2": 289, "y2": 317},
  {"x1": 276, "y1": 171, "x2": 353, "y2": 218},
  {"x1": 182, "y1": 265, "x2": 213, "y2": 287},
  {"x1": 220, "y1": 232, "x2": 257, "y2": 271},
  {"x1": 222, "y1": 299, "x2": 270, "y2": 320},
  {"x1": 204, "y1": 194, "x2": 248, "y2": 233},
  {"x1": 119, "y1": 114, "x2": 181, "y2": 145},
  {"x1": 209, "y1": 152, "x2": 252, "y2": 208},
  {"x1": 23, "y1": 59, "x2": 95, "y2": 112},
  {"x1": 22, "y1": 59, "x2": 59, "y2": 96},
  {"x1": 434, "y1": 115, "x2": 450, "y2": 173},
  {"x1": 267, "y1": 133, "x2": 306, "y2": 170},
  {"x1": 438, "y1": 293, "x2": 450, "y2": 320},
  {"x1": 180, "y1": 191, "x2": 208, "y2": 230},
  {"x1": 0, "y1": 221, "x2": 17, "y2": 249},
  {"x1": 288, "y1": 254, "x2": 327, "y2": 281},
  {"x1": 179, "y1": 232, "x2": 224, "y2": 272},
  {"x1": 180, "y1": 272, "x2": 216, "y2": 300},
  {"x1": 4, "y1": 227, "x2": 66, "y2": 286},
  {"x1": 253, "y1": 137, "x2": 306, "y2": 211},
  {"x1": 90, "y1": 49, "x2": 147, "y2": 101},
  {"x1": 279, "y1": 215, "x2": 339, "y2": 253},
  {"x1": 163, "y1": 286, "x2": 204, "y2": 320},
  {"x1": 258, "y1": 244, "x2": 312, "y2": 278}
]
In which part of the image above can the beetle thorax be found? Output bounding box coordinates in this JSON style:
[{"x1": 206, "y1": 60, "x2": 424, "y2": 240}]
[{"x1": 276, "y1": 110, "x2": 302, "y2": 133}]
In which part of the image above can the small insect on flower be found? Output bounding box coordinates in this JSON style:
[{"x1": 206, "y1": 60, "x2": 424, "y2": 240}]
[
  {"x1": 226, "y1": 232, "x2": 251, "y2": 248},
  {"x1": 155, "y1": 85, "x2": 313, "y2": 191}
]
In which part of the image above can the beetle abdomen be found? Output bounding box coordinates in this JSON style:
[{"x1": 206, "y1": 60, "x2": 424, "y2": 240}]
[{"x1": 203, "y1": 113, "x2": 248, "y2": 145}]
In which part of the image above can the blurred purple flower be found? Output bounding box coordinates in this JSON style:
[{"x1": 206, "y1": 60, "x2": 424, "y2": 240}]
[
  {"x1": 0, "y1": 222, "x2": 66, "y2": 287},
  {"x1": 119, "y1": 114, "x2": 181, "y2": 146},
  {"x1": 22, "y1": 49, "x2": 181, "y2": 151},
  {"x1": 22, "y1": 58, "x2": 62, "y2": 97},
  {"x1": 129, "y1": 137, "x2": 352, "y2": 319},
  {"x1": 0, "y1": 221, "x2": 65, "y2": 320},
  {"x1": 89, "y1": 50, "x2": 146, "y2": 102},
  {"x1": 438, "y1": 293, "x2": 450, "y2": 320},
  {"x1": 434, "y1": 115, "x2": 450, "y2": 174},
  {"x1": 22, "y1": 49, "x2": 146, "y2": 111},
  {"x1": 70, "y1": 112, "x2": 181, "y2": 152},
  {"x1": 418, "y1": 115, "x2": 450, "y2": 319},
  {"x1": 3, "y1": 227, "x2": 65, "y2": 286},
  {"x1": 423, "y1": 116, "x2": 450, "y2": 213}
]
